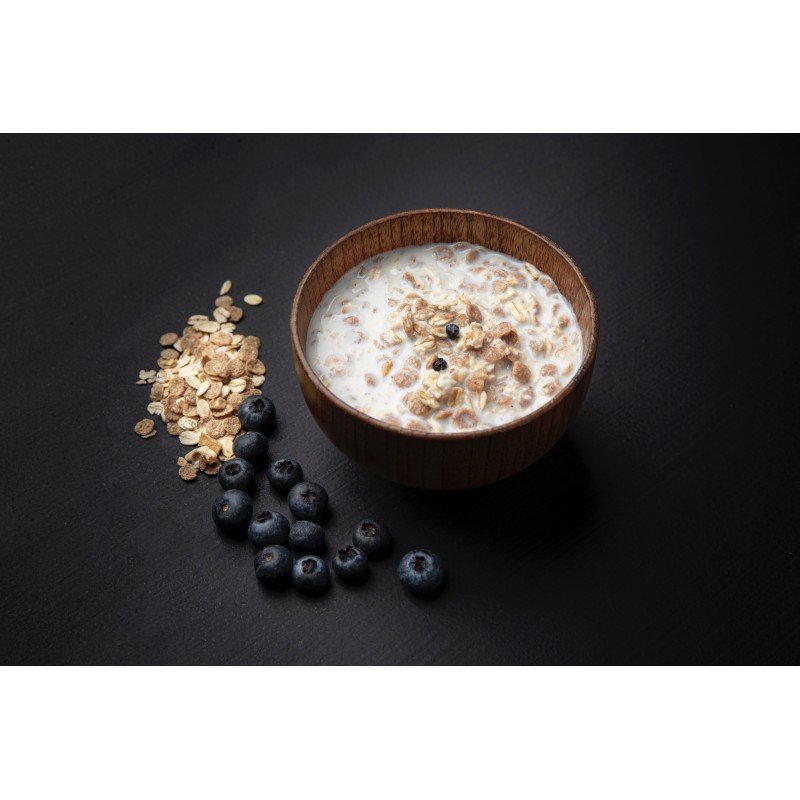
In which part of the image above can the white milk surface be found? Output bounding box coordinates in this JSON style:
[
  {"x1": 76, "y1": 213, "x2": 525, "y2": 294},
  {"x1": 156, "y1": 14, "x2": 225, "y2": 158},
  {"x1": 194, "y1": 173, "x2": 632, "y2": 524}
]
[{"x1": 306, "y1": 242, "x2": 583, "y2": 433}]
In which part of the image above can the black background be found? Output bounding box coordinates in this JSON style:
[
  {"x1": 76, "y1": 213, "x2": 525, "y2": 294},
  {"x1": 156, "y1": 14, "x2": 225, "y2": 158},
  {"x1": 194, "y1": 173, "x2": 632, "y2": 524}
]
[{"x1": 2, "y1": 135, "x2": 798, "y2": 665}]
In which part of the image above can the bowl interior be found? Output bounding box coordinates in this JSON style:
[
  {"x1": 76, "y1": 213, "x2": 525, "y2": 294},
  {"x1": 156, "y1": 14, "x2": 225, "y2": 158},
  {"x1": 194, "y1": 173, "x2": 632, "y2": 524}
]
[{"x1": 293, "y1": 209, "x2": 597, "y2": 389}]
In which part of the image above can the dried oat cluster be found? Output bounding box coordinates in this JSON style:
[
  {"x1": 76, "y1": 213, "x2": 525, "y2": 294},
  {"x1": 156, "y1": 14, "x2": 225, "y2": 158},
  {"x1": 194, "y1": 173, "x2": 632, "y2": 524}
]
[{"x1": 134, "y1": 280, "x2": 265, "y2": 481}]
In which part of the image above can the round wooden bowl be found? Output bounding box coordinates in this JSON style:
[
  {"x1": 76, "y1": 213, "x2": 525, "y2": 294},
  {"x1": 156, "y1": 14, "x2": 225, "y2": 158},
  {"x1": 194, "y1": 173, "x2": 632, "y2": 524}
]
[{"x1": 290, "y1": 209, "x2": 599, "y2": 490}]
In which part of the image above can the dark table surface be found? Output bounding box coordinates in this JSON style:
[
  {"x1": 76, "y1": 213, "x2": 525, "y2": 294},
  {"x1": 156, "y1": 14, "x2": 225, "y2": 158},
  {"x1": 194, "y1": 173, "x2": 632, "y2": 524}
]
[{"x1": 2, "y1": 134, "x2": 798, "y2": 665}]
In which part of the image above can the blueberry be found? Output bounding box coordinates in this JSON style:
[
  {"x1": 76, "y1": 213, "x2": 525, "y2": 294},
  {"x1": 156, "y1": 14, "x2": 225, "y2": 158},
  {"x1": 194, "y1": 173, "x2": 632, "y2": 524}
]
[
  {"x1": 211, "y1": 489, "x2": 253, "y2": 536},
  {"x1": 353, "y1": 518, "x2": 392, "y2": 560},
  {"x1": 254, "y1": 545, "x2": 292, "y2": 587},
  {"x1": 332, "y1": 545, "x2": 369, "y2": 584},
  {"x1": 237, "y1": 394, "x2": 276, "y2": 434},
  {"x1": 292, "y1": 555, "x2": 330, "y2": 595},
  {"x1": 432, "y1": 357, "x2": 447, "y2": 372},
  {"x1": 397, "y1": 549, "x2": 444, "y2": 595},
  {"x1": 248, "y1": 510, "x2": 290, "y2": 548},
  {"x1": 233, "y1": 431, "x2": 270, "y2": 469},
  {"x1": 288, "y1": 520, "x2": 326, "y2": 554},
  {"x1": 288, "y1": 481, "x2": 329, "y2": 523},
  {"x1": 445, "y1": 323, "x2": 459, "y2": 340},
  {"x1": 217, "y1": 458, "x2": 255, "y2": 494},
  {"x1": 267, "y1": 458, "x2": 304, "y2": 494}
]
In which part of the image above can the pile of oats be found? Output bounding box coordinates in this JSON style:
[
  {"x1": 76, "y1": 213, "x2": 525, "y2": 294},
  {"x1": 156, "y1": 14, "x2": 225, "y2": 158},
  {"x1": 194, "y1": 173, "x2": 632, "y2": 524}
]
[{"x1": 134, "y1": 280, "x2": 265, "y2": 481}]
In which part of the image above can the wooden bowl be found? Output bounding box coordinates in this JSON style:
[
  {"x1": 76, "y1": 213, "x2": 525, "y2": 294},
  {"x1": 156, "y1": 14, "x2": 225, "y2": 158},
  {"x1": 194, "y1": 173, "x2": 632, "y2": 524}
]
[{"x1": 290, "y1": 209, "x2": 599, "y2": 490}]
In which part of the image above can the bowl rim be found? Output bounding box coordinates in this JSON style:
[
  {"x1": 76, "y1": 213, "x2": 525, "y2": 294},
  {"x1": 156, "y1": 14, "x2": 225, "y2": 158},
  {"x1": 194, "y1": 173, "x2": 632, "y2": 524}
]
[{"x1": 290, "y1": 208, "x2": 599, "y2": 442}]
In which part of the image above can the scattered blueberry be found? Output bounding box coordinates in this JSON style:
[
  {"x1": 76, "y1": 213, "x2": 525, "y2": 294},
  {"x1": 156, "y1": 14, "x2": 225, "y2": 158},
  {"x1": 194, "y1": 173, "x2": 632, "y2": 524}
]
[
  {"x1": 217, "y1": 458, "x2": 255, "y2": 494},
  {"x1": 353, "y1": 519, "x2": 392, "y2": 560},
  {"x1": 237, "y1": 395, "x2": 276, "y2": 435},
  {"x1": 445, "y1": 323, "x2": 459, "y2": 340},
  {"x1": 432, "y1": 357, "x2": 447, "y2": 372},
  {"x1": 397, "y1": 549, "x2": 444, "y2": 595},
  {"x1": 292, "y1": 555, "x2": 330, "y2": 595},
  {"x1": 248, "y1": 510, "x2": 290, "y2": 548},
  {"x1": 288, "y1": 481, "x2": 329, "y2": 523},
  {"x1": 254, "y1": 545, "x2": 292, "y2": 587},
  {"x1": 211, "y1": 489, "x2": 253, "y2": 536},
  {"x1": 288, "y1": 520, "x2": 326, "y2": 554},
  {"x1": 233, "y1": 431, "x2": 270, "y2": 469},
  {"x1": 332, "y1": 545, "x2": 369, "y2": 584},
  {"x1": 267, "y1": 458, "x2": 304, "y2": 494}
]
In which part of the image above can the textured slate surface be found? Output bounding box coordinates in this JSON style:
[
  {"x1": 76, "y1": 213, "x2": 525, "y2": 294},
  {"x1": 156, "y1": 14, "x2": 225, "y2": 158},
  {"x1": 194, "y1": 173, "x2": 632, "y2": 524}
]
[{"x1": 2, "y1": 134, "x2": 798, "y2": 664}]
